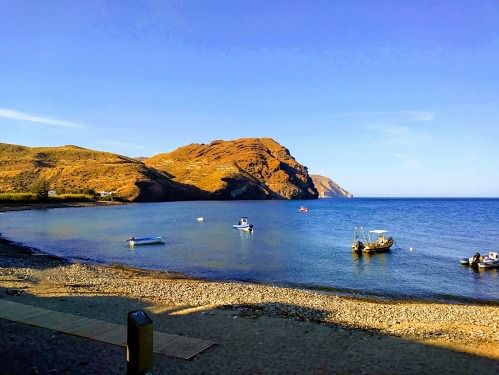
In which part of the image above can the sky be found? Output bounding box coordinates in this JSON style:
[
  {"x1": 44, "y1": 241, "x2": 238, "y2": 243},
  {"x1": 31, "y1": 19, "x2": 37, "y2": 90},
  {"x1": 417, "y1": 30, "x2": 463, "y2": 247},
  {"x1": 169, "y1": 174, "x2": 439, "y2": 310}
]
[{"x1": 1, "y1": 1, "x2": 499, "y2": 197}]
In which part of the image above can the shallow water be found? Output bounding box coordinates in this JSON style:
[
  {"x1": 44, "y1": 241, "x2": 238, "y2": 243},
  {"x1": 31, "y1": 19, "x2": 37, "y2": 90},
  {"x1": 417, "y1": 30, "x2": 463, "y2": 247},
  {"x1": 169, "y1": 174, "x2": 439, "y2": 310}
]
[{"x1": 1, "y1": 199, "x2": 498, "y2": 302}]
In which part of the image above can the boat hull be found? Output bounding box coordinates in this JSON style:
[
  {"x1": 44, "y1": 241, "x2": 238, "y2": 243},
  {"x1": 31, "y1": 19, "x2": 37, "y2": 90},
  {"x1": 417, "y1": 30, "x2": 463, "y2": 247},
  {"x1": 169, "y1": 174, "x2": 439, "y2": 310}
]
[
  {"x1": 233, "y1": 224, "x2": 253, "y2": 231},
  {"x1": 478, "y1": 259, "x2": 499, "y2": 269},
  {"x1": 352, "y1": 238, "x2": 393, "y2": 254},
  {"x1": 363, "y1": 245, "x2": 392, "y2": 253},
  {"x1": 128, "y1": 237, "x2": 165, "y2": 246}
]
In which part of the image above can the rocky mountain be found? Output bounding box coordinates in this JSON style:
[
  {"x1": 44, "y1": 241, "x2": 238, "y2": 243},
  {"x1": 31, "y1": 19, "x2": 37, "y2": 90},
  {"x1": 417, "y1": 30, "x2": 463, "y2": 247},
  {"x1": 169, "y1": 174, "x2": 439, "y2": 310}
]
[
  {"x1": 310, "y1": 174, "x2": 353, "y2": 198},
  {"x1": 145, "y1": 138, "x2": 318, "y2": 200},
  {"x1": 0, "y1": 143, "x2": 196, "y2": 202},
  {"x1": 0, "y1": 138, "x2": 318, "y2": 201}
]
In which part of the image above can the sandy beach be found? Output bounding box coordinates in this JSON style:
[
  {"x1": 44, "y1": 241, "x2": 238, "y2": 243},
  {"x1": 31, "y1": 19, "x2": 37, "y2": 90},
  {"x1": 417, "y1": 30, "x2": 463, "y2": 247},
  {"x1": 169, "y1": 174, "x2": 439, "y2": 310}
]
[{"x1": 0, "y1": 237, "x2": 498, "y2": 374}]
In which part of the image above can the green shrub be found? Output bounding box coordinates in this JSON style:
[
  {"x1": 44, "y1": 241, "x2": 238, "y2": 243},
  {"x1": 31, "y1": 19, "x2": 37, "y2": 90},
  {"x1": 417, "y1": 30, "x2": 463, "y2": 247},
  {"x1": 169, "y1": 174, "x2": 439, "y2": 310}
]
[
  {"x1": 48, "y1": 194, "x2": 94, "y2": 202},
  {"x1": 0, "y1": 192, "x2": 95, "y2": 204},
  {"x1": 0, "y1": 192, "x2": 37, "y2": 203}
]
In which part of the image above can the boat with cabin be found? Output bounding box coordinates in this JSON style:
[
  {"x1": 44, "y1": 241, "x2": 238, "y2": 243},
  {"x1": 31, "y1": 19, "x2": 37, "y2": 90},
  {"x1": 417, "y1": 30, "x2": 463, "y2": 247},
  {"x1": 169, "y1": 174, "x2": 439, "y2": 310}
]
[
  {"x1": 233, "y1": 217, "x2": 254, "y2": 232},
  {"x1": 352, "y1": 228, "x2": 394, "y2": 254}
]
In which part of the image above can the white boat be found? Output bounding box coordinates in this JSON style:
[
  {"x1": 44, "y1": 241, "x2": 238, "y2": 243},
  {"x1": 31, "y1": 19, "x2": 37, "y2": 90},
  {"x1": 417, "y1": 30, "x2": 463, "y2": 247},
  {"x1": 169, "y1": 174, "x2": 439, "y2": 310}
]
[
  {"x1": 461, "y1": 252, "x2": 499, "y2": 269},
  {"x1": 127, "y1": 236, "x2": 165, "y2": 247},
  {"x1": 233, "y1": 217, "x2": 253, "y2": 232},
  {"x1": 298, "y1": 206, "x2": 310, "y2": 213},
  {"x1": 479, "y1": 252, "x2": 499, "y2": 269},
  {"x1": 197, "y1": 217, "x2": 204, "y2": 222}
]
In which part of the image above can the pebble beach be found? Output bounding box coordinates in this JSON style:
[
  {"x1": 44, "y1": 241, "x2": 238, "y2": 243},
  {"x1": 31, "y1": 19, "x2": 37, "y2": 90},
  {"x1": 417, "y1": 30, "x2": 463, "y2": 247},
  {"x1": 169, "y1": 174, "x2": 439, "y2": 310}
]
[{"x1": 1, "y1": 236, "x2": 498, "y2": 374}]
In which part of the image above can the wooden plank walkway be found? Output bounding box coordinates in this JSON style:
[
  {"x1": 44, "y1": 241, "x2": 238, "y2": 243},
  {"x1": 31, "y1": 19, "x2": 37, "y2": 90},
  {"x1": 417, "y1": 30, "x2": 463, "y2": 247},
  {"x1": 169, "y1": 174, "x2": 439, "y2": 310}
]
[{"x1": 0, "y1": 299, "x2": 215, "y2": 360}]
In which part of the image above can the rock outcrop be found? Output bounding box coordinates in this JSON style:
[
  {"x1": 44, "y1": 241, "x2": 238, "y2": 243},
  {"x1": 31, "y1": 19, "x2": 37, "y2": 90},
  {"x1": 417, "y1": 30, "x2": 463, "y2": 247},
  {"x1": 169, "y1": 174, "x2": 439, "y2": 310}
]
[
  {"x1": 310, "y1": 174, "x2": 353, "y2": 198},
  {"x1": 146, "y1": 138, "x2": 318, "y2": 200}
]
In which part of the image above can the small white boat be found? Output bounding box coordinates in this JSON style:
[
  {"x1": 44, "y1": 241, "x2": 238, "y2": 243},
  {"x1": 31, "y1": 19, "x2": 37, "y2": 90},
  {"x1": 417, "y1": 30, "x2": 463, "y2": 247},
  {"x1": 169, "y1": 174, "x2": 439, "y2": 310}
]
[
  {"x1": 127, "y1": 236, "x2": 165, "y2": 247},
  {"x1": 233, "y1": 217, "x2": 253, "y2": 232},
  {"x1": 197, "y1": 217, "x2": 204, "y2": 222}
]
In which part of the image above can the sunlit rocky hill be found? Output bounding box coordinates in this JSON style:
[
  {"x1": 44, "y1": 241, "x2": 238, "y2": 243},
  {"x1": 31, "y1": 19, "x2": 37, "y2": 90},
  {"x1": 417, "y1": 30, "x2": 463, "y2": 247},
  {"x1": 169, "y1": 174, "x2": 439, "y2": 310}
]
[
  {"x1": 0, "y1": 143, "x2": 194, "y2": 201},
  {"x1": 0, "y1": 138, "x2": 318, "y2": 201},
  {"x1": 145, "y1": 138, "x2": 318, "y2": 199},
  {"x1": 310, "y1": 174, "x2": 353, "y2": 198}
]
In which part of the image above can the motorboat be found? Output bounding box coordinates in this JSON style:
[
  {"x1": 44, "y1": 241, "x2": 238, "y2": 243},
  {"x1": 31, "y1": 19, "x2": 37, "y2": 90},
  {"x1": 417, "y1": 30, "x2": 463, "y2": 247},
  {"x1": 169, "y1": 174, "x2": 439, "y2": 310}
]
[
  {"x1": 352, "y1": 228, "x2": 394, "y2": 254},
  {"x1": 478, "y1": 251, "x2": 499, "y2": 268},
  {"x1": 196, "y1": 217, "x2": 204, "y2": 222},
  {"x1": 460, "y1": 252, "x2": 482, "y2": 267},
  {"x1": 298, "y1": 206, "x2": 310, "y2": 213},
  {"x1": 127, "y1": 236, "x2": 165, "y2": 247},
  {"x1": 233, "y1": 217, "x2": 253, "y2": 232},
  {"x1": 460, "y1": 252, "x2": 499, "y2": 269},
  {"x1": 478, "y1": 253, "x2": 499, "y2": 269}
]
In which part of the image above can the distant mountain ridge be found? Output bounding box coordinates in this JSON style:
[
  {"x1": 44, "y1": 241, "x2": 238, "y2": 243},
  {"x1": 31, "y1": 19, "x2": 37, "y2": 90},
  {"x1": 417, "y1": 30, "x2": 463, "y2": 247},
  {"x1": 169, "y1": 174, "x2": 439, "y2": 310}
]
[
  {"x1": 310, "y1": 174, "x2": 353, "y2": 198},
  {"x1": 0, "y1": 138, "x2": 318, "y2": 201}
]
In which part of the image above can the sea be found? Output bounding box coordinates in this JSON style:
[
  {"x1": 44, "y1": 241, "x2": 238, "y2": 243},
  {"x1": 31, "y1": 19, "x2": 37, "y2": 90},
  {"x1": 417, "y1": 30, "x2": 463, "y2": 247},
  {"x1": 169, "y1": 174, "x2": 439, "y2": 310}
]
[{"x1": 1, "y1": 198, "x2": 498, "y2": 303}]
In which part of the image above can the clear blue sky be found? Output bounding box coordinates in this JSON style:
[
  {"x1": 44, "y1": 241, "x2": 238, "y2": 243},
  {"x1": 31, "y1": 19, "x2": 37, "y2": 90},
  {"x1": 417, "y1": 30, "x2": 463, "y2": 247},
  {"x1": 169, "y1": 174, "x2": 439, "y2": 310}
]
[{"x1": 1, "y1": 1, "x2": 498, "y2": 197}]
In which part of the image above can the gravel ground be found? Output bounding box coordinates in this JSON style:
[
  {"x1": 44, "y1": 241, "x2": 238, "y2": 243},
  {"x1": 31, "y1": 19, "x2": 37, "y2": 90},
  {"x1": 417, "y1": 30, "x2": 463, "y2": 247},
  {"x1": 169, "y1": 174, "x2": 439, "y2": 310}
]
[{"x1": 1, "y1": 238, "x2": 498, "y2": 374}]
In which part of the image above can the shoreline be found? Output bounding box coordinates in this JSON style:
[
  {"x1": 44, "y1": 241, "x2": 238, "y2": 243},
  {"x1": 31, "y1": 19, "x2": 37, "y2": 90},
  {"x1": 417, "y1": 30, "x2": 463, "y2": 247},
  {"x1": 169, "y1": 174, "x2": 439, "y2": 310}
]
[
  {"x1": 0, "y1": 200, "x2": 125, "y2": 213},
  {"x1": 1, "y1": 236, "x2": 498, "y2": 307},
  {"x1": 1, "y1": 236, "x2": 498, "y2": 362}
]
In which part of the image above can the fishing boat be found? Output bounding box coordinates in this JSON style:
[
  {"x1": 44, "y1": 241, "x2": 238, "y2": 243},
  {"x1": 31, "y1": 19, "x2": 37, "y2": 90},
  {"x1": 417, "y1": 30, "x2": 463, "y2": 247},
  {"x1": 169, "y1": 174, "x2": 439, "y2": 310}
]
[
  {"x1": 233, "y1": 217, "x2": 253, "y2": 232},
  {"x1": 298, "y1": 206, "x2": 310, "y2": 212},
  {"x1": 352, "y1": 228, "x2": 394, "y2": 254},
  {"x1": 127, "y1": 236, "x2": 165, "y2": 247}
]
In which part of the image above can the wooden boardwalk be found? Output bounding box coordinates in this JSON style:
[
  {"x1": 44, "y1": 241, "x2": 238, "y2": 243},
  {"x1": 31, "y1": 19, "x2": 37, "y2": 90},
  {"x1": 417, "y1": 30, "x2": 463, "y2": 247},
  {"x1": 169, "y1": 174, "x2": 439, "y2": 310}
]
[{"x1": 0, "y1": 299, "x2": 215, "y2": 360}]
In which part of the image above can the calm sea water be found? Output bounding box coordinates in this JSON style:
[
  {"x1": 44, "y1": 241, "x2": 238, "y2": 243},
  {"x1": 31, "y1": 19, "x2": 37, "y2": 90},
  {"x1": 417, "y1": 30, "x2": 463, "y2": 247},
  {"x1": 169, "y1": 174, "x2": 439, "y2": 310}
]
[{"x1": 1, "y1": 199, "x2": 498, "y2": 302}]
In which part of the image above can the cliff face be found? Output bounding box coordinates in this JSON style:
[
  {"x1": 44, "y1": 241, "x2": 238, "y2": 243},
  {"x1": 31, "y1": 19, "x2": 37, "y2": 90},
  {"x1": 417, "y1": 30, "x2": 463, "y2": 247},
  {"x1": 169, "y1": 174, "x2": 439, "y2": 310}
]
[
  {"x1": 146, "y1": 138, "x2": 318, "y2": 200},
  {"x1": 310, "y1": 174, "x2": 353, "y2": 198},
  {"x1": 0, "y1": 143, "x2": 193, "y2": 202}
]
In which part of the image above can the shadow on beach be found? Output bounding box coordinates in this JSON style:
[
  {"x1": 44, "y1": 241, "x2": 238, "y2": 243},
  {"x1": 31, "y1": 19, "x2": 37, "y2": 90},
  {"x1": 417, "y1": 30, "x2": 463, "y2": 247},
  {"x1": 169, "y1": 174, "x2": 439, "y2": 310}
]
[{"x1": 1, "y1": 287, "x2": 498, "y2": 374}]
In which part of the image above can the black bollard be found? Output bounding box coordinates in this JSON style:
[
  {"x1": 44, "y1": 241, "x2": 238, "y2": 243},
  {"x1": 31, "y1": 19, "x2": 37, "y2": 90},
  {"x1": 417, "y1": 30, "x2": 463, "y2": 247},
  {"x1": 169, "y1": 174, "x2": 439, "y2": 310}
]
[{"x1": 127, "y1": 310, "x2": 153, "y2": 375}]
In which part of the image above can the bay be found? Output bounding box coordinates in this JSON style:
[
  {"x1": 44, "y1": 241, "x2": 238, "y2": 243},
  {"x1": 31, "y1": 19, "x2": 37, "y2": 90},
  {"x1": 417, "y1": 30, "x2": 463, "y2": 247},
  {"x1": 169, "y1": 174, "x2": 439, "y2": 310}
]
[{"x1": 1, "y1": 198, "x2": 498, "y2": 302}]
